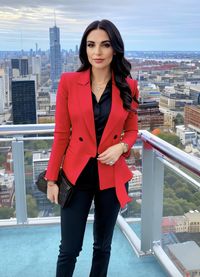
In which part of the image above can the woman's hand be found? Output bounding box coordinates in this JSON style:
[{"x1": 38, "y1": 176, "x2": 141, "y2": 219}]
[
  {"x1": 97, "y1": 143, "x2": 124, "y2": 166},
  {"x1": 47, "y1": 182, "x2": 59, "y2": 204}
]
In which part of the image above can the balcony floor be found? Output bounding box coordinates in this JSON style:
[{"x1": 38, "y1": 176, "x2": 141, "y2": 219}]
[{"x1": 0, "y1": 223, "x2": 167, "y2": 277}]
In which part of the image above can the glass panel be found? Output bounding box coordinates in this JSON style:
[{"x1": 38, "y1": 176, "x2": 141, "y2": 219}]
[
  {"x1": 0, "y1": 141, "x2": 15, "y2": 220},
  {"x1": 120, "y1": 140, "x2": 142, "y2": 238},
  {"x1": 122, "y1": 140, "x2": 142, "y2": 220},
  {"x1": 162, "y1": 163, "x2": 200, "y2": 276},
  {"x1": 24, "y1": 138, "x2": 60, "y2": 218}
]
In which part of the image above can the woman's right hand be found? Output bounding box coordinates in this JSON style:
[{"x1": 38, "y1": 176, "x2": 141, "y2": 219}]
[{"x1": 47, "y1": 182, "x2": 59, "y2": 204}]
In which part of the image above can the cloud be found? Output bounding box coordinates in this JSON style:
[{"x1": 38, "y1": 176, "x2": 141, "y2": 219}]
[{"x1": 0, "y1": 0, "x2": 200, "y2": 50}]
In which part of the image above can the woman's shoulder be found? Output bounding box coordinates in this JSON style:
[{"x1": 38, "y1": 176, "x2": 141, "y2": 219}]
[
  {"x1": 126, "y1": 76, "x2": 137, "y2": 86},
  {"x1": 126, "y1": 77, "x2": 138, "y2": 94},
  {"x1": 60, "y1": 71, "x2": 82, "y2": 81}
]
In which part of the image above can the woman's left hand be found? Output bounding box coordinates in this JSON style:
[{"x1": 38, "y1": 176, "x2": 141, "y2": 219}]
[{"x1": 97, "y1": 143, "x2": 123, "y2": 166}]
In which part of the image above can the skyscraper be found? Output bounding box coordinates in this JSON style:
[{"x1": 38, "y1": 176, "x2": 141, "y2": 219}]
[
  {"x1": 32, "y1": 151, "x2": 52, "y2": 212},
  {"x1": 32, "y1": 55, "x2": 41, "y2": 87},
  {"x1": 0, "y1": 69, "x2": 10, "y2": 113},
  {"x1": 11, "y1": 78, "x2": 37, "y2": 124},
  {"x1": 0, "y1": 75, "x2": 4, "y2": 114},
  {"x1": 49, "y1": 25, "x2": 62, "y2": 91},
  {"x1": 11, "y1": 58, "x2": 28, "y2": 77}
]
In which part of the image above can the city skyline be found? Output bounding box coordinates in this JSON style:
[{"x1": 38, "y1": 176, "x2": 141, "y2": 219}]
[{"x1": 0, "y1": 0, "x2": 200, "y2": 51}]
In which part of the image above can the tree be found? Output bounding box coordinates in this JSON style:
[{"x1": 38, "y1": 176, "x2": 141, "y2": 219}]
[
  {"x1": 176, "y1": 199, "x2": 196, "y2": 213},
  {"x1": 192, "y1": 191, "x2": 200, "y2": 207},
  {"x1": 157, "y1": 132, "x2": 182, "y2": 148},
  {"x1": 126, "y1": 199, "x2": 141, "y2": 217},
  {"x1": 163, "y1": 198, "x2": 184, "y2": 216},
  {"x1": 26, "y1": 194, "x2": 39, "y2": 218},
  {"x1": 53, "y1": 204, "x2": 61, "y2": 216},
  {"x1": 0, "y1": 207, "x2": 15, "y2": 219},
  {"x1": 174, "y1": 113, "x2": 184, "y2": 126},
  {"x1": 175, "y1": 186, "x2": 193, "y2": 202},
  {"x1": 24, "y1": 151, "x2": 33, "y2": 165},
  {"x1": 0, "y1": 154, "x2": 6, "y2": 166},
  {"x1": 164, "y1": 187, "x2": 177, "y2": 200}
]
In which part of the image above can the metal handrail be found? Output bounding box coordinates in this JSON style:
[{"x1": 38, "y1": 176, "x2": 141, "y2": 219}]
[
  {"x1": 140, "y1": 130, "x2": 200, "y2": 177},
  {"x1": 0, "y1": 125, "x2": 199, "y2": 177},
  {"x1": 0, "y1": 124, "x2": 55, "y2": 135}
]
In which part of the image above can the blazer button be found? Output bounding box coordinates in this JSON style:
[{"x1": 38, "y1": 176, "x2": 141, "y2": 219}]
[
  {"x1": 113, "y1": 135, "x2": 118, "y2": 139},
  {"x1": 79, "y1": 137, "x2": 83, "y2": 141}
]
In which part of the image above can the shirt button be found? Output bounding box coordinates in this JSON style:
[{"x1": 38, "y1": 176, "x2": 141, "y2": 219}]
[
  {"x1": 113, "y1": 135, "x2": 118, "y2": 139},
  {"x1": 79, "y1": 137, "x2": 83, "y2": 141}
]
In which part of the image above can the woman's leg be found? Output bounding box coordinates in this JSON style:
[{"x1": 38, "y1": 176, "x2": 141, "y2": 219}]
[
  {"x1": 89, "y1": 187, "x2": 121, "y2": 277},
  {"x1": 56, "y1": 188, "x2": 94, "y2": 277}
]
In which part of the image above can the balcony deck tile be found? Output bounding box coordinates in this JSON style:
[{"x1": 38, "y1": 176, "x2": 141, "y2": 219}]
[{"x1": 0, "y1": 223, "x2": 167, "y2": 277}]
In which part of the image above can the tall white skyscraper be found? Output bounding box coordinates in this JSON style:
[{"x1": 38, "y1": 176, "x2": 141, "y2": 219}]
[
  {"x1": 32, "y1": 55, "x2": 42, "y2": 88},
  {"x1": 49, "y1": 25, "x2": 62, "y2": 91},
  {"x1": 0, "y1": 76, "x2": 4, "y2": 114},
  {"x1": 0, "y1": 69, "x2": 10, "y2": 113}
]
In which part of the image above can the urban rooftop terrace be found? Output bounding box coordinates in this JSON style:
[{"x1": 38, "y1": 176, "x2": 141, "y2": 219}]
[{"x1": 0, "y1": 124, "x2": 200, "y2": 277}]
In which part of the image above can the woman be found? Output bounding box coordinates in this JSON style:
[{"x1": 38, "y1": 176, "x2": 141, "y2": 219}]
[{"x1": 45, "y1": 19, "x2": 139, "y2": 277}]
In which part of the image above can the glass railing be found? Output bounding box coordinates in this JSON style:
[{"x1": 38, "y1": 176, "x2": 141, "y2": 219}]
[
  {"x1": 0, "y1": 124, "x2": 55, "y2": 223},
  {"x1": 1, "y1": 124, "x2": 200, "y2": 276},
  {"x1": 139, "y1": 130, "x2": 200, "y2": 277}
]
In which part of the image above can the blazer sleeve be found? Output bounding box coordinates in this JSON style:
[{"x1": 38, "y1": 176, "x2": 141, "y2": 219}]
[
  {"x1": 121, "y1": 79, "x2": 139, "y2": 157},
  {"x1": 45, "y1": 74, "x2": 71, "y2": 180}
]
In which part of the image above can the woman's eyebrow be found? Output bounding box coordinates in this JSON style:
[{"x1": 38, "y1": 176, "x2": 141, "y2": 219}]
[
  {"x1": 86, "y1": 40, "x2": 111, "y2": 43},
  {"x1": 101, "y1": 40, "x2": 111, "y2": 43}
]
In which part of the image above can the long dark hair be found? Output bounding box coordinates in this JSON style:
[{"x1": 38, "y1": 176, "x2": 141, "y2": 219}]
[{"x1": 77, "y1": 19, "x2": 138, "y2": 111}]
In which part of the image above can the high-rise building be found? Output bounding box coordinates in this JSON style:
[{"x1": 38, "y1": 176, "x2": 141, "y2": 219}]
[
  {"x1": 184, "y1": 105, "x2": 200, "y2": 149},
  {"x1": 0, "y1": 69, "x2": 10, "y2": 113},
  {"x1": 189, "y1": 85, "x2": 200, "y2": 105},
  {"x1": 185, "y1": 105, "x2": 200, "y2": 132},
  {"x1": 32, "y1": 151, "x2": 52, "y2": 212},
  {"x1": 11, "y1": 77, "x2": 37, "y2": 124},
  {"x1": 49, "y1": 25, "x2": 62, "y2": 91},
  {"x1": 11, "y1": 58, "x2": 28, "y2": 77},
  {"x1": 0, "y1": 76, "x2": 4, "y2": 114},
  {"x1": 138, "y1": 101, "x2": 164, "y2": 130},
  {"x1": 32, "y1": 55, "x2": 42, "y2": 87}
]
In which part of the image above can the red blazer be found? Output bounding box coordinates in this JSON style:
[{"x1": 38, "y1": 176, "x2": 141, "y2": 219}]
[{"x1": 45, "y1": 69, "x2": 139, "y2": 208}]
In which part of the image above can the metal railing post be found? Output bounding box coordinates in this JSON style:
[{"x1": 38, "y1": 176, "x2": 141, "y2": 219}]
[
  {"x1": 140, "y1": 142, "x2": 164, "y2": 253},
  {"x1": 12, "y1": 138, "x2": 28, "y2": 224}
]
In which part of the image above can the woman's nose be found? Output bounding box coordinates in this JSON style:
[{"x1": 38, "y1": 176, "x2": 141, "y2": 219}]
[{"x1": 94, "y1": 45, "x2": 101, "y2": 55}]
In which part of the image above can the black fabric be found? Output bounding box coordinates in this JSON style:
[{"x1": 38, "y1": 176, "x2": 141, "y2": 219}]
[
  {"x1": 56, "y1": 186, "x2": 120, "y2": 277},
  {"x1": 93, "y1": 80, "x2": 112, "y2": 146},
  {"x1": 75, "y1": 81, "x2": 112, "y2": 190}
]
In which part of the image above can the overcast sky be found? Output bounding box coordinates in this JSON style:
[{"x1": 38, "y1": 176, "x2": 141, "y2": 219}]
[{"x1": 0, "y1": 0, "x2": 200, "y2": 51}]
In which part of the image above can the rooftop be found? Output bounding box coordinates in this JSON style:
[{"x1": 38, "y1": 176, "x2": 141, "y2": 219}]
[
  {"x1": 1, "y1": 124, "x2": 200, "y2": 277},
  {"x1": 0, "y1": 223, "x2": 166, "y2": 277},
  {"x1": 168, "y1": 241, "x2": 200, "y2": 270}
]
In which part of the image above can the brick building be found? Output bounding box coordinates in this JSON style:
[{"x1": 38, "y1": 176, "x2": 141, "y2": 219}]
[
  {"x1": 184, "y1": 105, "x2": 200, "y2": 132},
  {"x1": 138, "y1": 101, "x2": 164, "y2": 130}
]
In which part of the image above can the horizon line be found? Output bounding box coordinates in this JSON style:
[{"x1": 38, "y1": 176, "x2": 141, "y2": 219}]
[{"x1": 0, "y1": 49, "x2": 200, "y2": 53}]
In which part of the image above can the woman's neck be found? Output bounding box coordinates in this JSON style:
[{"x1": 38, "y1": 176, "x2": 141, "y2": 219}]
[{"x1": 91, "y1": 67, "x2": 112, "y2": 84}]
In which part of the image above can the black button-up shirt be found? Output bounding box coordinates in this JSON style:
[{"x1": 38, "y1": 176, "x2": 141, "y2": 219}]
[
  {"x1": 76, "y1": 80, "x2": 112, "y2": 190},
  {"x1": 93, "y1": 80, "x2": 112, "y2": 146}
]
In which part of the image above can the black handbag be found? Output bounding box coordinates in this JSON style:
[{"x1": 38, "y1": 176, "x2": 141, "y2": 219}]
[{"x1": 36, "y1": 169, "x2": 74, "y2": 208}]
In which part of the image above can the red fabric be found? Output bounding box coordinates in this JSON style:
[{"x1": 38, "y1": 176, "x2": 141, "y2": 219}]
[{"x1": 45, "y1": 69, "x2": 139, "y2": 207}]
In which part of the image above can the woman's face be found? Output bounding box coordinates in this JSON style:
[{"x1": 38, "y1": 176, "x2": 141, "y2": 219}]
[{"x1": 86, "y1": 29, "x2": 115, "y2": 70}]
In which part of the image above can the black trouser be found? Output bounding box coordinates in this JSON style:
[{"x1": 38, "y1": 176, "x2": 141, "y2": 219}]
[{"x1": 56, "y1": 186, "x2": 121, "y2": 277}]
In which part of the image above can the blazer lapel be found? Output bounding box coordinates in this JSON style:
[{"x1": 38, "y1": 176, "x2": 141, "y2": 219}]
[
  {"x1": 99, "y1": 81, "x2": 127, "y2": 147},
  {"x1": 76, "y1": 69, "x2": 127, "y2": 149},
  {"x1": 77, "y1": 70, "x2": 96, "y2": 144}
]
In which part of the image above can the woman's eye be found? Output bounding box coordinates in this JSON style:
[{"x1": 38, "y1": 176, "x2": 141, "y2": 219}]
[
  {"x1": 103, "y1": 43, "x2": 111, "y2": 48},
  {"x1": 87, "y1": 43, "x2": 94, "y2": 48}
]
